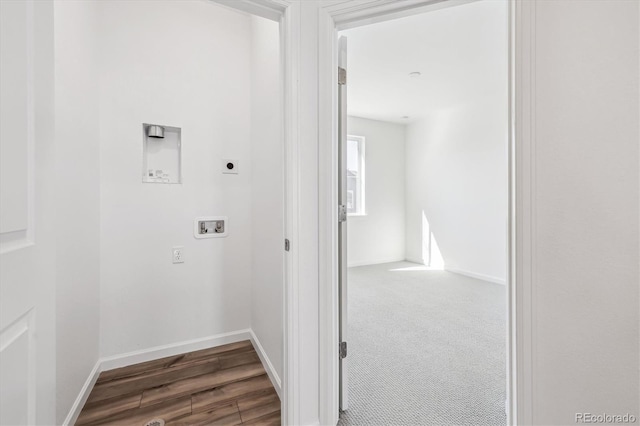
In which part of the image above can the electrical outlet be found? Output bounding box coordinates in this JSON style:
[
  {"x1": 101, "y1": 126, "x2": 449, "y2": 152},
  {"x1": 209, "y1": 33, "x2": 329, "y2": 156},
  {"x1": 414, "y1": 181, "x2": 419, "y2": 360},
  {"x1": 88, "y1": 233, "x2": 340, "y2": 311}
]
[{"x1": 172, "y1": 246, "x2": 184, "y2": 264}]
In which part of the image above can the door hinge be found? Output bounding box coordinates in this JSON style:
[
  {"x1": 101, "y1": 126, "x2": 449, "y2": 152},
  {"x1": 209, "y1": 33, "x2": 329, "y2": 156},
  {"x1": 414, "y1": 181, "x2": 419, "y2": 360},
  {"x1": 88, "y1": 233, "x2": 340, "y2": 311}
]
[
  {"x1": 338, "y1": 67, "x2": 346, "y2": 85},
  {"x1": 338, "y1": 205, "x2": 347, "y2": 223},
  {"x1": 339, "y1": 341, "x2": 347, "y2": 359},
  {"x1": 284, "y1": 239, "x2": 290, "y2": 251}
]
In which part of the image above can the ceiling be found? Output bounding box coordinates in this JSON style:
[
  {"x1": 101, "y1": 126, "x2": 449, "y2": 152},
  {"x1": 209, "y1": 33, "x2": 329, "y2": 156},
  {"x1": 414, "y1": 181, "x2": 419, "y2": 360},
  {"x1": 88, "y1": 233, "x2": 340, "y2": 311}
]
[{"x1": 341, "y1": 0, "x2": 508, "y2": 124}]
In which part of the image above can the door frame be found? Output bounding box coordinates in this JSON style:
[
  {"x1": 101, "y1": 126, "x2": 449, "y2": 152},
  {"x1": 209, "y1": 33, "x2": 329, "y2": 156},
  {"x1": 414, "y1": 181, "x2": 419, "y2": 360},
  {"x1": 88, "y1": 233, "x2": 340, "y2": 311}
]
[
  {"x1": 318, "y1": 1, "x2": 536, "y2": 425},
  {"x1": 209, "y1": 1, "x2": 300, "y2": 425}
]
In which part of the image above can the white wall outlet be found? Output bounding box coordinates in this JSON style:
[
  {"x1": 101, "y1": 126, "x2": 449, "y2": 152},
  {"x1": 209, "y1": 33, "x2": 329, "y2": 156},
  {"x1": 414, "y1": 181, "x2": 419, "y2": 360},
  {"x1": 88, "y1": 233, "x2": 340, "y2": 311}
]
[
  {"x1": 222, "y1": 159, "x2": 239, "y2": 174},
  {"x1": 172, "y1": 246, "x2": 184, "y2": 264}
]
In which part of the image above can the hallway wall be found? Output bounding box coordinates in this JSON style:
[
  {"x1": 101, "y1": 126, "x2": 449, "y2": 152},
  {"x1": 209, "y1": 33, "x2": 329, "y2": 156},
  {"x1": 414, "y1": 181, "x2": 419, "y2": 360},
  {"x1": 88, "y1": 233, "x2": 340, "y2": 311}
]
[
  {"x1": 531, "y1": 1, "x2": 639, "y2": 421},
  {"x1": 250, "y1": 15, "x2": 284, "y2": 383},
  {"x1": 98, "y1": 1, "x2": 254, "y2": 357},
  {"x1": 54, "y1": 1, "x2": 101, "y2": 423}
]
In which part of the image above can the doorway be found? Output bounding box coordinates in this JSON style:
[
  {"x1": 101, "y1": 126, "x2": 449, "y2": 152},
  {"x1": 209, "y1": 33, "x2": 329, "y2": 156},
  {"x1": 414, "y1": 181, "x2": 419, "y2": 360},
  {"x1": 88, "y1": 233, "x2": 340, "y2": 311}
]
[
  {"x1": 336, "y1": 1, "x2": 510, "y2": 424},
  {"x1": 0, "y1": 0, "x2": 299, "y2": 424}
]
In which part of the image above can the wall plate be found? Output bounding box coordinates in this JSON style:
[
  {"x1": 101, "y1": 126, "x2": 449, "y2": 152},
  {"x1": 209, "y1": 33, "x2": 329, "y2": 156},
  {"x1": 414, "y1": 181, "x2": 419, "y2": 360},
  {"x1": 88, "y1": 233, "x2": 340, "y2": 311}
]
[
  {"x1": 172, "y1": 246, "x2": 184, "y2": 263},
  {"x1": 194, "y1": 216, "x2": 228, "y2": 239},
  {"x1": 222, "y1": 159, "x2": 239, "y2": 174}
]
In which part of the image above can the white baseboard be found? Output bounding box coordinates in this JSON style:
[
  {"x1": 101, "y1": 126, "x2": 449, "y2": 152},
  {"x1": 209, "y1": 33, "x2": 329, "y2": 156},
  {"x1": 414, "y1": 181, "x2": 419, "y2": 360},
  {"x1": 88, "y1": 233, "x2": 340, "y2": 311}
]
[
  {"x1": 445, "y1": 267, "x2": 506, "y2": 285},
  {"x1": 62, "y1": 360, "x2": 101, "y2": 426},
  {"x1": 348, "y1": 257, "x2": 405, "y2": 268},
  {"x1": 249, "y1": 330, "x2": 282, "y2": 398},
  {"x1": 100, "y1": 329, "x2": 252, "y2": 372},
  {"x1": 405, "y1": 257, "x2": 425, "y2": 265},
  {"x1": 63, "y1": 328, "x2": 253, "y2": 426}
]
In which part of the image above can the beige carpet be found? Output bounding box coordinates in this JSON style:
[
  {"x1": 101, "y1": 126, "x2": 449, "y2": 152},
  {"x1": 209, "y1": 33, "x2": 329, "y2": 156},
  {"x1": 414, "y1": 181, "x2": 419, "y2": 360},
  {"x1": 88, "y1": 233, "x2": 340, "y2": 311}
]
[{"x1": 338, "y1": 261, "x2": 506, "y2": 426}]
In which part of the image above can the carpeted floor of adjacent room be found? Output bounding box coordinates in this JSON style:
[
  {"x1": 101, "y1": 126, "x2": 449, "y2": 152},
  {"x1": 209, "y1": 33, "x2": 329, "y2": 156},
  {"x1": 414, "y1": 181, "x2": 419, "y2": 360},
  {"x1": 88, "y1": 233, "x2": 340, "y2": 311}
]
[{"x1": 337, "y1": 261, "x2": 506, "y2": 426}]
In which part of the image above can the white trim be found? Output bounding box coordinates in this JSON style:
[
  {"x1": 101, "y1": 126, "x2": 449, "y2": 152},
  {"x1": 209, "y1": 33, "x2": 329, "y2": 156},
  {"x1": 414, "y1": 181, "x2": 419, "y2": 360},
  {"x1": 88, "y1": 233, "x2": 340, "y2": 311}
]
[
  {"x1": 347, "y1": 257, "x2": 406, "y2": 268},
  {"x1": 62, "y1": 361, "x2": 101, "y2": 426},
  {"x1": 512, "y1": 1, "x2": 535, "y2": 424},
  {"x1": 507, "y1": 0, "x2": 516, "y2": 422},
  {"x1": 249, "y1": 330, "x2": 282, "y2": 398},
  {"x1": 318, "y1": 6, "x2": 345, "y2": 424},
  {"x1": 326, "y1": 0, "x2": 478, "y2": 30},
  {"x1": 281, "y1": 2, "x2": 300, "y2": 425},
  {"x1": 100, "y1": 329, "x2": 251, "y2": 372},
  {"x1": 445, "y1": 267, "x2": 506, "y2": 285},
  {"x1": 318, "y1": 8, "x2": 340, "y2": 426},
  {"x1": 209, "y1": 2, "x2": 298, "y2": 425},
  {"x1": 209, "y1": 0, "x2": 287, "y2": 21}
]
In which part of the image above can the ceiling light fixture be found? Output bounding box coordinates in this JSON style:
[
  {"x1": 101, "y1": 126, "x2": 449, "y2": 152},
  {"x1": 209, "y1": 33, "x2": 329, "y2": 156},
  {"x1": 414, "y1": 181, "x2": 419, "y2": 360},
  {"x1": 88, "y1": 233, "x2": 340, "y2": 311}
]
[
  {"x1": 408, "y1": 71, "x2": 422, "y2": 78},
  {"x1": 402, "y1": 116, "x2": 410, "y2": 119}
]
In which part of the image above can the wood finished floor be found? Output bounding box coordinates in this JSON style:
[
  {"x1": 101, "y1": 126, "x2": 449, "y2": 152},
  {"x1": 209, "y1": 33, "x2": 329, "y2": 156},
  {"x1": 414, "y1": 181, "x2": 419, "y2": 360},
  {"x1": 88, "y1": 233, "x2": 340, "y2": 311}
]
[{"x1": 76, "y1": 340, "x2": 280, "y2": 426}]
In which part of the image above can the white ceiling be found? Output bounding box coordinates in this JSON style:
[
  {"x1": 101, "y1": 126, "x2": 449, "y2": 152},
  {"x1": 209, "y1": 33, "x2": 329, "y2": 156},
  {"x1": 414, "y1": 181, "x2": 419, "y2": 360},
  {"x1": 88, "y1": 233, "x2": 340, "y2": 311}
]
[{"x1": 341, "y1": 0, "x2": 508, "y2": 124}]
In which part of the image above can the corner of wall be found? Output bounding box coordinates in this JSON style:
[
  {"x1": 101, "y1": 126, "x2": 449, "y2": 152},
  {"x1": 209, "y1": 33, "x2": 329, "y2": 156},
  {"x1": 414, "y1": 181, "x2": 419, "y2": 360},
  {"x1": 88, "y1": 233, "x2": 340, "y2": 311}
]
[
  {"x1": 54, "y1": 0, "x2": 102, "y2": 422},
  {"x1": 249, "y1": 330, "x2": 282, "y2": 398}
]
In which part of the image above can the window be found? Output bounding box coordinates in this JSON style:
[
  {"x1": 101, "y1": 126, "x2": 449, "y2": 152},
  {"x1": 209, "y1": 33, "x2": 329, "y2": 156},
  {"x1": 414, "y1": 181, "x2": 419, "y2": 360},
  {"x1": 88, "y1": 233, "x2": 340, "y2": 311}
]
[{"x1": 346, "y1": 135, "x2": 365, "y2": 215}]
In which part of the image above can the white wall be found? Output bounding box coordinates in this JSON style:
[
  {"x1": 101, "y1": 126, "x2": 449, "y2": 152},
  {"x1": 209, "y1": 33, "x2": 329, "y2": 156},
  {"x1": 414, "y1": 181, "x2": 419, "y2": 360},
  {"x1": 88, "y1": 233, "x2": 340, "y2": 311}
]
[
  {"x1": 347, "y1": 116, "x2": 405, "y2": 267},
  {"x1": 249, "y1": 16, "x2": 283, "y2": 382},
  {"x1": 405, "y1": 92, "x2": 508, "y2": 283},
  {"x1": 531, "y1": 1, "x2": 639, "y2": 422},
  {"x1": 98, "y1": 1, "x2": 254, "y2": 357},
  {"x1": 53, "y1": 1, "x2": 101, "y2": 423}
]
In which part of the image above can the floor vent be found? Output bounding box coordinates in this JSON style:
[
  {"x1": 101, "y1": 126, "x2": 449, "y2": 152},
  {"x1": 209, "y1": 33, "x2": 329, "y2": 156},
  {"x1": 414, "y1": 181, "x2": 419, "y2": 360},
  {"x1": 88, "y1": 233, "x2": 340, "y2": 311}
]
[{"x1": 144, "y1": 419, "x2": 165, "y2": 426}]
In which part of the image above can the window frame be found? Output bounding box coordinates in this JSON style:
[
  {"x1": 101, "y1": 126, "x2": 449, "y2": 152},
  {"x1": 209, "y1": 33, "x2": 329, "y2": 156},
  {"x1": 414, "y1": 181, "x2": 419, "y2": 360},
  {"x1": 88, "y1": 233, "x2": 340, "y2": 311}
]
[{"x1": 346, "y1": 134, "x2": 366, "y2": 216}]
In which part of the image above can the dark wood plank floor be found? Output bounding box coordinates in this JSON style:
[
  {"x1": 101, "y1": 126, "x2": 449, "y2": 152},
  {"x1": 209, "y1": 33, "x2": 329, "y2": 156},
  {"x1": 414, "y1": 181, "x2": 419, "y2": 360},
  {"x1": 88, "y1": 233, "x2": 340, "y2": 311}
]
[{"x1": 76, "y1": 340, "x2": 281, "y2": 426}]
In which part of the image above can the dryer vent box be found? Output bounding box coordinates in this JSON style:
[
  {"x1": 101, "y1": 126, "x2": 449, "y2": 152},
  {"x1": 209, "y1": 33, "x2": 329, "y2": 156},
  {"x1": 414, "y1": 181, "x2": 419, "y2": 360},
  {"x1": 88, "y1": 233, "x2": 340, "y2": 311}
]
[{"x1": 142, "y1": 123, "x2": 182, "y2": 184}]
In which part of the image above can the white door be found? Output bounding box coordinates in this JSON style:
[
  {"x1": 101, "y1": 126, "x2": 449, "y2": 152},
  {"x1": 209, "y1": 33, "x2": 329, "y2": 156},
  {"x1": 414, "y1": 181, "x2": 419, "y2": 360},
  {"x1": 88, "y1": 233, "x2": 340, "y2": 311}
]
[
  {"x1": 337, "y1": 35, "x2": 349, "y2": 413},
  {"x1": 0, "y1": 1, "x2": 57, "y2": 425}
]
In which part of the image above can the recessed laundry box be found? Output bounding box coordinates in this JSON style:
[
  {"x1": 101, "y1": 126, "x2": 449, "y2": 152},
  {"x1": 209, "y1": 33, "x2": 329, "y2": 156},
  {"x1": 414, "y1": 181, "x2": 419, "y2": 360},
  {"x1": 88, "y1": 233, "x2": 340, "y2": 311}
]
[{"x1": 142, "y1": 123, "x2": 181, "y2": 184}]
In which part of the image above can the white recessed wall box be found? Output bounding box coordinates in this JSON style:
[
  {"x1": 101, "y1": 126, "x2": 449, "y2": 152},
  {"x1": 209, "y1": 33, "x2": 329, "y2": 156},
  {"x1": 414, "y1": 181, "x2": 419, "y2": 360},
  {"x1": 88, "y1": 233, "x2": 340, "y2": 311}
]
[
  {"x1": 194, "y1": 216, "x2": 228, "y2": 239},
  {"x1": 142, "y1": 123, "x2": 182, "y2": 184}
]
